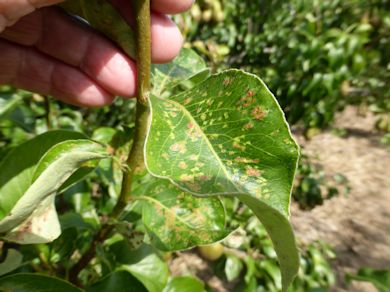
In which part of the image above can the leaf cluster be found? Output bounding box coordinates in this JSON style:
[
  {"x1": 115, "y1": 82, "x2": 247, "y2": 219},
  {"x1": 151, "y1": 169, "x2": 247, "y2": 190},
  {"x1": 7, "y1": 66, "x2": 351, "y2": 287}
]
[
  {"x1": 179, "y1": 0, "x2": 390, "y2": 130},
  {"x1": 0, "y1": 1, "x2": 305, "y2": 291}
]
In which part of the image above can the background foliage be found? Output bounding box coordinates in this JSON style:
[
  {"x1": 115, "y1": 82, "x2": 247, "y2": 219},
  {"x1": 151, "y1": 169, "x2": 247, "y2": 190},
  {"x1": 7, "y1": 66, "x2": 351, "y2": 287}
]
[
  {"x1": 178, "y1": 0, "x2": 389, "y2": 130},
  {"x1": 1, "y1": 0, "x2": 389, "y2": 291}
]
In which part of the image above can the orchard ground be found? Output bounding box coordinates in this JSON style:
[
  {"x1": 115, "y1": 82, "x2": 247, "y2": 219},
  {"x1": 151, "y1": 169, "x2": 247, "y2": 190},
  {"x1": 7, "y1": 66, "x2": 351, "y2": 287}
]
[
  {"x1": 293, "y1": 106, "x2": 390, "y2": 291},
  {"x1": 169, "y1": 106, "x2": 390, "y2": 291}
]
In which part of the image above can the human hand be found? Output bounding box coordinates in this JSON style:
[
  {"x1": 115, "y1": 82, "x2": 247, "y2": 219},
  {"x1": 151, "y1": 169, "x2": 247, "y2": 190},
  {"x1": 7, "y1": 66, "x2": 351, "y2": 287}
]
[{"x1": 0, "y1": 0, "x2": 193, "y2": 107}]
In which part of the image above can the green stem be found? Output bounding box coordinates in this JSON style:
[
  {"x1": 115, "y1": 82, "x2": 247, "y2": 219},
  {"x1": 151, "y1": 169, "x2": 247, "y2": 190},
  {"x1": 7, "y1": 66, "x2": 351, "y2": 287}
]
[
  {"x1": 112, "y1": 0, "x2": 151, "y2": 216},
  {"x1": 111, "y1": 102, "x2": 149, "y2": 217},
  {"x1": 133, "y1": 0, "x2": 151, "y2": 106},
  {"x1": 68, "y1": 0, "x2": 151, "y2": 285}
]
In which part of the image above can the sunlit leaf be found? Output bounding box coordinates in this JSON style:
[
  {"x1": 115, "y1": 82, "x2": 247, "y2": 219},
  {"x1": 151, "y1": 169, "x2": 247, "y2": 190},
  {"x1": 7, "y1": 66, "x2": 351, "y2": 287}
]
[
  {"x1": 163, "y1": 276, "x2": 205, "y2": 292},
  {"x1": 145, "y1": 69, "x2": 299, "y2": 290},
  {"x1": 133, "y1": 174, "x2": 230, "y2": 251},
  {"x1": 92, "y1": 127, "x2": 117, "y2": 145},
  {"x1": 225, "y1": 255, "x2": 243, "y2": 282},
  {"x1": 152, "y1": 48, "x2": 208, "y2": 96}
]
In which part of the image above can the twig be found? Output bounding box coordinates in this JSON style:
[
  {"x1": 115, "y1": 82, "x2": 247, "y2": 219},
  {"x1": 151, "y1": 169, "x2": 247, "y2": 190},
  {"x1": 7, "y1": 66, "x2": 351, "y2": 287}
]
[
  {"x1": 112, "y1": 0, "x2": 151, "y2": 218},
  {"x1": 68, "y1": 0, "x2": 151, "y2": 285},
  {"x1": 68, "y1": 224, "x2": 113, "y2": 284}
]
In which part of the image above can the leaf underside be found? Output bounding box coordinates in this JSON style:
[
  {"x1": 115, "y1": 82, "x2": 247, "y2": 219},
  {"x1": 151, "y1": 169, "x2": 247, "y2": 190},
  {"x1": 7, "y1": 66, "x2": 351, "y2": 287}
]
[
  {"x1": 0, "y1": 131, "x2": 85, "y2": 220},
  {"x1": 145, "y1": 69, "x2": 300, "y2": 290},
  {"x1": 60, "y1": 0, "x2": 136, "y2": 58},
  {"x1": 0, "y1": 131, "x2": 107, "y2": 244}
]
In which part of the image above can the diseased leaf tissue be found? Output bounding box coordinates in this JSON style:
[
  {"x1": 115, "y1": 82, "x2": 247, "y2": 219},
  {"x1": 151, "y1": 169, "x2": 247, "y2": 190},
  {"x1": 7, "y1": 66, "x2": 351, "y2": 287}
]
[{"x1": 0, "y1": 0, "x2": 300, "y2": 290}]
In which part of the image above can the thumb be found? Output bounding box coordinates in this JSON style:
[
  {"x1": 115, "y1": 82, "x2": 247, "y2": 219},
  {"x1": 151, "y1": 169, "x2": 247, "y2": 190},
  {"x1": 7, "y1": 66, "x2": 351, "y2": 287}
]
[{"x1": 0, "y1": 0, "x2": 64, "y2": 32}]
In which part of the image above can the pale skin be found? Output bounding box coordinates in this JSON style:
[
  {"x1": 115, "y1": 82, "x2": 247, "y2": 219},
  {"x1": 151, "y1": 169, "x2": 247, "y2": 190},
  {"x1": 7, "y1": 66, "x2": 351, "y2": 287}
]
[{"x1": 0, "y1": 0, "x2": 193, "y2": 107}]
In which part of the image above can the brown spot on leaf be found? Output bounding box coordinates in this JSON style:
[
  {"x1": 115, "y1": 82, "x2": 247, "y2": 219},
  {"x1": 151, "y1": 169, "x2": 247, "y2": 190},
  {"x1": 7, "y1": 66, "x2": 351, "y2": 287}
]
[
  {"x1": 199, "y1": 175, "x2": 211, "y2": 182},
  {"x1": 184, "y1": 182, "x2": 201, "y2": 192},
  {"x1": 170, "y1": 142, "x2": 187, "y2": 153},
  {"x1": 106, "y1": 145, "x2": 115, "y2": 155},
  {"x1": 243, "y1": 122, "x2": 254, "y2": 130},
  {"x1": 233, "y1": 142, "x2": 246, "y2": 151},
  {"x1": 252, "y1": 106, "x2": 267, "y2": 120},
  {"x1": 246, "y1": 167, "x2": 261, "y2": 177},
  {"x1": 179, "y1": 162, "x2": 188, "y2": 169},
  {"x1": 223, "y1": 77, "x2": 233, "y2": 86},
  {"x1": 183, "y1": 98, "x2": 192, "y2": 105}
]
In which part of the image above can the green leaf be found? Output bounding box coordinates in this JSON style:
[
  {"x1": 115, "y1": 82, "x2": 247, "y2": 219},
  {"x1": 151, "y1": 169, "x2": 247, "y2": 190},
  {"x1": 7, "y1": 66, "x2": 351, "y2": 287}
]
[
  {"x1": 87, "y1": 271, "x2": 147, "y2": 292},
  {"x1": 163, "y1": 276, "x2": 206, "y2": 292},
  {"x1": 133, "y1": 174, "x2": 230, "y2": 251},
  {"x1": 152, "y1": 48, "x2": 208, "y2": 96},
  {"x1": 346, "y1": 268, "x2": 390, "y2": 292},
  {"x1": 0, "y1": 131, "x2": 85, "y2": 220},
  {"x1": 0, "y1": 273, "x2": 82, "y2": 292},
  {"x1": 0, "y1": 92, "x2": 22, "y2": 118},
  {"x1": 110, "y1": 243, "x2": 169, "y2": 292},
  {"x1": 60, "y1": 0, "x2": 136, "y2": 59},
  {"x1": 0, "y1": 249, "x2": 23, "y2": 276},
  {"x1": 238, "y1": 194, "x2": 298, "y2": 290},
  {"x1": 59, "y1": 212, "x2": 92, "y2": 231},
  {"x1": 145, "y1": 70, "x2": 299, "y2": 290},
  {"x1": 0, "y1": 131, "x2": 107, "y2": 243},
  {"x1": 225, "y1": 255, "x2": 243, "y2": 282},
  {"x1": 92, "y1": 127, "x2": 117, "y2": 145},
  {"x1": 58, "y1": 165, "x2": 100, "y2": 193}
]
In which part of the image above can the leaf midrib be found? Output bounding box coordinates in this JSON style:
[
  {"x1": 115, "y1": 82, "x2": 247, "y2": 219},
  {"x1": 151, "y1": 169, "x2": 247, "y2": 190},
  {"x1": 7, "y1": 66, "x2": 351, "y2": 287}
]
[{"x1": 149, "y1": 96, "x2": 242, "y2": 194}]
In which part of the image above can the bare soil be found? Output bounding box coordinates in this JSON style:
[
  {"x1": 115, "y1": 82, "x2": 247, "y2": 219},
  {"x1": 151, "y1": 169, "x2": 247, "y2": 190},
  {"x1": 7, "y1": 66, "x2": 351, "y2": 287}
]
[{"x1": 292, "y1": 106, "x2": 390, "y2": 291}]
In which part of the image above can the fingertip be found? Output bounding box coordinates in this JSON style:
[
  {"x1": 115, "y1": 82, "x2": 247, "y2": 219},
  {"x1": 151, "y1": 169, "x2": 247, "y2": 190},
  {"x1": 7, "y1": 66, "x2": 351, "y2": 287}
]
[
  {"x1": 151, "y1": 0, "x2": 194, "y2": 15},
  {"x1": 81, "y1": 35, "x2": 138, "y2": 98},
  {"x1": 55, "y1": 89, "x2": 115, "y2": 108},
  {"x1": 68, "y1": 86, "x2": 116, "y2": 107},
  {"x1": 151, "y1": 12, "x2": 183, "y2": 63}
]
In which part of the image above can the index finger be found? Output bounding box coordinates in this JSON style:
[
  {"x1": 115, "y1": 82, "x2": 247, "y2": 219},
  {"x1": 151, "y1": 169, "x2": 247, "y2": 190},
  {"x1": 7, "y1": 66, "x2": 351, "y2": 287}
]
[
  {"x1": 151, "y1": 0, "x2": 194, "y2": 14},
  {"x1": 109, "y1": 0, "x2": 193, "y2": 15}
]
